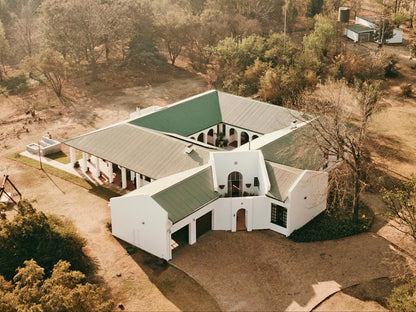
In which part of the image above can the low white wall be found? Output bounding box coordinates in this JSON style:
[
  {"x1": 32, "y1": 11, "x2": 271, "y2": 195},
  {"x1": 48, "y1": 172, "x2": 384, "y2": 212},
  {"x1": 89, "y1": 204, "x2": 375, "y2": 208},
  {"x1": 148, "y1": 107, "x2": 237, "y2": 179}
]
[
  {"x1": 287, "y1": 170, "x2": 328, "y2": 235},
  {"x1": 110, "y1": 195, "x2": 171, "y2": 260}
]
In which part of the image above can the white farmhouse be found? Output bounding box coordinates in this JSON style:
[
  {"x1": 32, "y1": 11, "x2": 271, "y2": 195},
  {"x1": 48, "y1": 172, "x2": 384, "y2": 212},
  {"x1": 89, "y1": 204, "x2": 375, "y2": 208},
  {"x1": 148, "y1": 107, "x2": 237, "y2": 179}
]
[{"x1": 64, "y1": 90, "x2": 330, "y2": 260}]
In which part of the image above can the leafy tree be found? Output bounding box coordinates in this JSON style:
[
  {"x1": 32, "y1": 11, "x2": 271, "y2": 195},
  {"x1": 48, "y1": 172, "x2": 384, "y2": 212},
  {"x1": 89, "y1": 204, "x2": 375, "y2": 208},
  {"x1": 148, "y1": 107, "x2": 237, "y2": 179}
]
[
  {"x1": 0, "y1": 260, "x2": 113, "y2": 312},
  {"x1": 382, "y1": 177, "x2": 416, "y2": 239},
  {"x1": 157, "y1": 11, "x2": 192, "y2": 65},
  {"x1": 303, "y1": 13, "x2": 339, "y2": 59},
  {"x1": 0, "y1": 200, "x2": 89, "y2": 280},
  {"x1": 126, "y1": 1, "x2": 165, "y2": 67},
  {"x1": 306, "y1": 0, "x2": 324, "y2": 17},
  {"x1": 40, "y1": 0, "x2": 114, "y2": 80}
]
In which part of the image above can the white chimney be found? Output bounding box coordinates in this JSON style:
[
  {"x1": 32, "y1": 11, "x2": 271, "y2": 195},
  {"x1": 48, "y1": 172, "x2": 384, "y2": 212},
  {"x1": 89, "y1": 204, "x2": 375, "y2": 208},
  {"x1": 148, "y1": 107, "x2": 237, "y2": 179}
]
[
  {"x1": 185, "y1": 144, "x2": 194, "y2": 154},
  {"x1": 290, "y1": 120, "x2": 298, "y2": 129}
]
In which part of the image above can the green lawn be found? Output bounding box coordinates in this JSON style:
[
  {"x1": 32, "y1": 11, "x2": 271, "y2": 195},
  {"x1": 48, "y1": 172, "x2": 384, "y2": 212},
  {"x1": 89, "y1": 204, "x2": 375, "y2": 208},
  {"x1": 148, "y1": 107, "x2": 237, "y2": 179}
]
[
  {"x1": 47, "y1": 151, "x2": 83, "y2": 164},
  {"x1": 8, "y1": 152, "x2": 119, "y2": 200}
]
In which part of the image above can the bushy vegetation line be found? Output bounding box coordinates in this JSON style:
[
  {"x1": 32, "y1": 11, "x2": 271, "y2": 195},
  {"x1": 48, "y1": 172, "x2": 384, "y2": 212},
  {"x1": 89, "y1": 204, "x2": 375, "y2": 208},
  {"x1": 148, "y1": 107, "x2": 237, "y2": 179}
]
[{"x1": 289, "y1": 202, "x2": 373, "y2": 242}]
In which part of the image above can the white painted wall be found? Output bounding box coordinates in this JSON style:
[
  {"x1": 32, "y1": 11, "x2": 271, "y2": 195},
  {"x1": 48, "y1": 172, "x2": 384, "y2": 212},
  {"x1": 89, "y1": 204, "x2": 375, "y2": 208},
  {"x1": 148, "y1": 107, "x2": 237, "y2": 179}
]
[
  {"x1": 286, "y1": 170, "x2": 328, "y2": 235},
  {"x1": 110, "y1": 195, "x2": 171, "y2": 260},
  {"x1": 345, "y1": 28, "x2": 359, "y2": 42},
  {"x1": 355, "y1": 16, "x2": 375, "y2": 28},
  {"x1": 386, "y1": 28, "x2": 403, "y2": 44},
  {"x1": 211, "y1": 151, "x2": 270, "y2": 197}
]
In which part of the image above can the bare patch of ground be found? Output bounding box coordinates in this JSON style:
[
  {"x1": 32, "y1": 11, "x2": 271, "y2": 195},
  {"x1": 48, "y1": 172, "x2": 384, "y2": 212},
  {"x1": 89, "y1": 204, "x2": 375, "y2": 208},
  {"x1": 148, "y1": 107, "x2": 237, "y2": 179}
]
[{"x1": 170, "y1": 229, "x2": 416, "y2": 312}]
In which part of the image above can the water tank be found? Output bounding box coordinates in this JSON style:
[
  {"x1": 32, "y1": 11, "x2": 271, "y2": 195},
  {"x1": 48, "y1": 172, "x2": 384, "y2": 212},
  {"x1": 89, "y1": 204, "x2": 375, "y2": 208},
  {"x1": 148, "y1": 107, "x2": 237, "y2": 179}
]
[{"x1": 338, "y1": 7, "x2": 350, "y2": 23}]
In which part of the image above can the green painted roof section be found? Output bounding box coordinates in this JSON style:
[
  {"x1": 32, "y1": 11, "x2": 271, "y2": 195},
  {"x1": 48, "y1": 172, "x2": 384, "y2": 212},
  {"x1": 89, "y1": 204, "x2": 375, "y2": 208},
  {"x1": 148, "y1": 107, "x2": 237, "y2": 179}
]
[
  {"x1": 347, "y1": 24, "x2": 374, "y2": 33},
  {"x1": 260, "y1": 124, "x2": 326, "y2": 171},
  {"x1": 129, "y1": 91, "x2": 222, "y2": 136},
  {"x1": 151, "y1": 167, "x2": 219, "y2": 223}
]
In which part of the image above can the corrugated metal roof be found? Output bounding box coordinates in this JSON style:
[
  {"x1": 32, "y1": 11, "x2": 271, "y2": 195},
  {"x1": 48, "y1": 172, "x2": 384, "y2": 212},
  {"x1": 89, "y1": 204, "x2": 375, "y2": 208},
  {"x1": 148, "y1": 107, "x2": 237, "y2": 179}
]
[
  {"x1": 347, "y1": 24, "x2": 374, "y2": 33},
  {"x1": 151, "y1": 166, "x2": 219, "y2": 223},
  {"x1": 260, "y1": 124, "x2": 326, "y2": 171},
  {"x1": 129, "y1": 90, "x2": 222, "y2": 136},
  {"x1": 217, "y1": 91, "x2": 305, "y2": 134},
  {"x1": 64, "y1": 123, "x2": 212, "y2": 179},
  {"x1": 266, "y1": 161, "x2": 303, "y2": 202}
]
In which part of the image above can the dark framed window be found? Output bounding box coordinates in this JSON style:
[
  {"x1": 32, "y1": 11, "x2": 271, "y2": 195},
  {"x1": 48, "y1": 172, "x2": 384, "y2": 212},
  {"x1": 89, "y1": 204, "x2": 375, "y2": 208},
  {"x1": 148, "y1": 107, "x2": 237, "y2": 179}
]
[
  {"x1": 228, "y1": 171, "x2": 242, "y2": 197},
  {"x1": 271, "y1": 203, "x2": 287, "y2": 228}
]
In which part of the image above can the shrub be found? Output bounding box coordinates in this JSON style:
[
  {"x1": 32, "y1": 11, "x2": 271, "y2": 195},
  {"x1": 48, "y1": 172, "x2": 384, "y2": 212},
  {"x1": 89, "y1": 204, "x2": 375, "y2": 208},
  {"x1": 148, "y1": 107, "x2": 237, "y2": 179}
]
[
  {"x1": 289, "y1": 203, "x2": 372, "y2": 242},
  {"x1": 400, "y1": 83, "x2": 412, "y2": 97},
  {"x1": 387, "y1": 279, "x2": 416, "y2": 312},
  {"x1": 0, "y1": 74, "x2": 28, "y2": 95}
]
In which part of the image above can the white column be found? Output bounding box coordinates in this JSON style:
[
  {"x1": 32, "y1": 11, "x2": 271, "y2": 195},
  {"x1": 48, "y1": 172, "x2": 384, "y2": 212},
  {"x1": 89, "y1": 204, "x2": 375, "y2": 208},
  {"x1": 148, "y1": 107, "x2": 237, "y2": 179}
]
[
  {"x1": 69, "y1": 147, "x2": 76, "y2": 166},
  {"x1": 189, "y1": 220, "x2": 197, "y2": 245},
  {"x1": 237, "y1": 131, "x2": 241, "y2": 147},
  {"x1": 82, "y1": 152, "x2": 88, "y2": 172},
  {"x1": 94, "y1": 156, "x2": 100, "y2": 178},
  {"x1": 135, "y1": 173, "x2": 141, "y2": 189},
  {"x1": 121, "y1": 167, "x2": 127, "y2": 189},
  {"x1": 108, "y1": 162, "x2": 113, "y2": 183},
  {"x1": 130, "y1": 170, "x2": 135, "y2": 181},
  {"x1": 204, "y1": 131, "x2": 208, "y2": 144},
  {"x1": 139, "y1": 174, "x2": 143, "y2": 187}
]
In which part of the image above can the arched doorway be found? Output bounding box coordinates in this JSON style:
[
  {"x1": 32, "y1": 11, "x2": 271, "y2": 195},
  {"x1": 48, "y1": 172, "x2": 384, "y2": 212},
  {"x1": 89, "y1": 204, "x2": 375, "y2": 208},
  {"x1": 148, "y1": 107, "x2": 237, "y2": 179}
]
[
  {"x1": 236, "y1": 209, "x2": 246, "y2": 231},
  {"x1": 228, "y1": 171, "x2": 243, "y2": 197},
  {"x1": 207, "y1": 129, "x2": 214, "y2": 146},
  {"x1": 197, "y1": 133, "x2": 204, "y2": 143},
  {"x1": 240, "y1": 131, "x2": 249, "y2": 145},
  {"x1": 229, "y1": 128, "x2": 237, "y2": 147}
]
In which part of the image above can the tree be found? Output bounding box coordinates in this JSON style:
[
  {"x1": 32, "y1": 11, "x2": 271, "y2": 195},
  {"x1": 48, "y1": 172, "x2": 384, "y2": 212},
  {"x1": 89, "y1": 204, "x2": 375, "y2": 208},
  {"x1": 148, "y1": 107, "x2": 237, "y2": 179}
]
[
  {"x1": 10, "y1": 0, "x2": 40, "y2": 60},
  {"x1": 40, "y1": 0, "x2": 109, "y2": 80},
  {"x1": 0, "y1": 200, "x2": 88, "y2": 280},
  {"x1": 302, "y1": 79, "x2": 383, "y2": 222},
  {"x1": 306, "y1": 0, "x2": 324, "y2": 17},
  {"x1": 382, "y1": 177, "x2": 416, "y2": 239},
  {"x1": 0, "y1": 260, "x2": 113, "y2": 312},
  {"x1": 0, "y1": 20, "x2": 9, "y2": 81},
  {"x1": 303, "y1": 13, "x2": 339, "y2": 59},
  {"x1": 21, "y1": 49, "x2": 69, "y2": 100},
  {"x1": 157, "y1": 11, "x2": 191, "y2": 65}
]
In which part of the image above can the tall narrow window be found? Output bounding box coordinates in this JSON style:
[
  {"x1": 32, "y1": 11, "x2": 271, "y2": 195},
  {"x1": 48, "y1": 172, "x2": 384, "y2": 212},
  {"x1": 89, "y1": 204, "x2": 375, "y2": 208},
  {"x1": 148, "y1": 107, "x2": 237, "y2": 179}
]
[
  {"x1": 228, "y1": 171, "x2": 243, "y2": 197},
  {"x1": 271, "y1": 203, "x2": 287, "y2": 228}
]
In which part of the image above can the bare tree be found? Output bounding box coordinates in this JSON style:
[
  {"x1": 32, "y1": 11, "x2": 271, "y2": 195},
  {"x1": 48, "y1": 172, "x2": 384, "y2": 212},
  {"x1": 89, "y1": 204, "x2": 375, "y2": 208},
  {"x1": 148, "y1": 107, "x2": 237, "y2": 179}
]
[
  {"x1": 21, "y1": 49, "x2": 68, "y2": 101},
  {"x1": 382, "y1": 177, "x2": 416, "y2": 239},
  {"x1": 302, "y1": 79, "x2": 383, "y2": 222}
]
